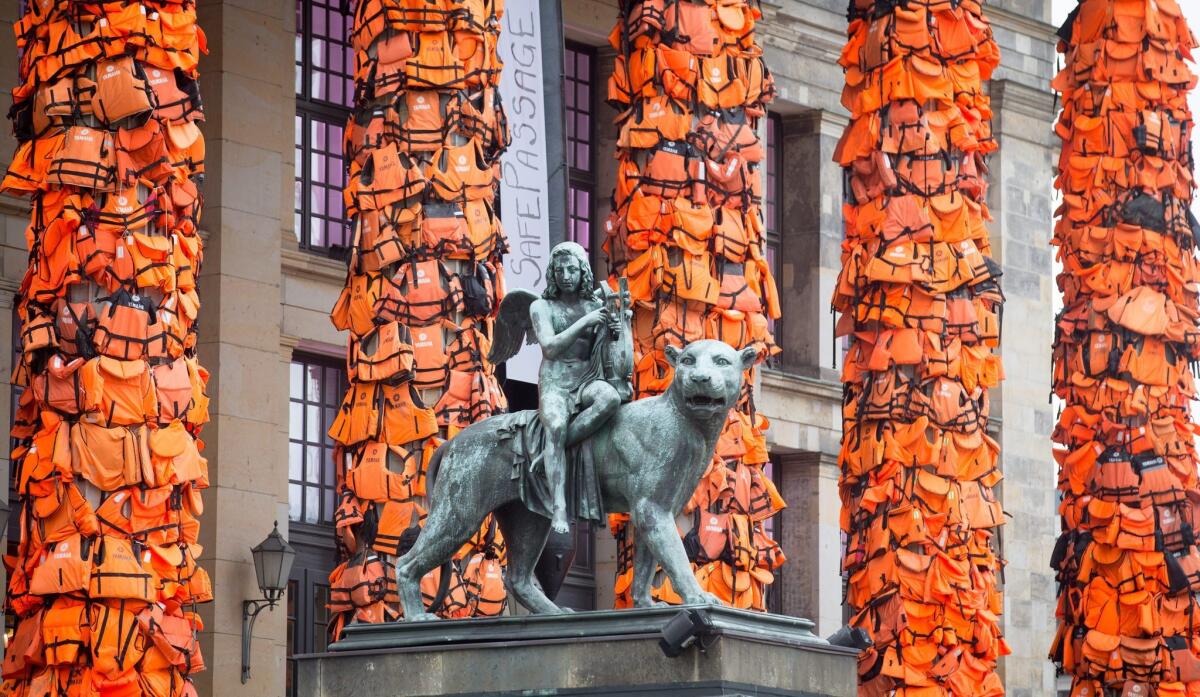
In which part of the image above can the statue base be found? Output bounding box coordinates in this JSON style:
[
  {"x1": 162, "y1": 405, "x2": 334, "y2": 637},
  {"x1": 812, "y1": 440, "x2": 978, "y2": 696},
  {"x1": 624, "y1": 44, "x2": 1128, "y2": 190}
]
[{"x1": 294, "y1": 606, "x2": 857, "y2": 697}]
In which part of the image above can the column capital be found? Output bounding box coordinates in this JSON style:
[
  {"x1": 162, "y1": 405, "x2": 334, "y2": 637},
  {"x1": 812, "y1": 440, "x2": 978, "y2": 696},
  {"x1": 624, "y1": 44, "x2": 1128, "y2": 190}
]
[
  {"x1": 990, "y1": 79, "x2": 1057, "y2": 121},
  {"x1": 279, "y1": 334, "x2": 300, "y2": 362},
  {"x1": 775, "y1": 450, "x2": 839, "y2": 471},
  {"x1": 786, "y1": 109, "x2": 849, "y2": 139}
]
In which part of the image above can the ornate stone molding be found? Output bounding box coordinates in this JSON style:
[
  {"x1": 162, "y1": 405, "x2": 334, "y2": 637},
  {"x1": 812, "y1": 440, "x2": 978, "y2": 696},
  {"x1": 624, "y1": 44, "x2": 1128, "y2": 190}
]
[
  {"x1": 990, "y1": 78, "x2": 1057, "y2": 121},
  {"x1": 281, "y1": 242, "x2": 345, "y2": 285},
  {"x1": 761, "y1": 368, "x2": 842, "y2": 404}
]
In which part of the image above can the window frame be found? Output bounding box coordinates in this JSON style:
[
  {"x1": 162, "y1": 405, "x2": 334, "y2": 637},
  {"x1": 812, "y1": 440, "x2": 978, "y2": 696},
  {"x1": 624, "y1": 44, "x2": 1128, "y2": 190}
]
[
  {"x1": 287, "y1": 353, "x2": 347, "y2": 527},
  {"x1": 563, "y1": 41, "x2": 598, "y2": 255},
  {"x1": 294, "y1": 0, "x2": 355, "y2": 255}
]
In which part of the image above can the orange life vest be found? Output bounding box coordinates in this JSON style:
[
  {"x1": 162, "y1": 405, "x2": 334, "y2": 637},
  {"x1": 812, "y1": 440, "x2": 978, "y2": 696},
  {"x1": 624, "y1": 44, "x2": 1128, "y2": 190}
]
[
  {"x1": 90, "y1": 56, "x2": 153, "y2": 125},
  {"x1": 48, "y1": 126, "x2": 117, "y2": 191}
]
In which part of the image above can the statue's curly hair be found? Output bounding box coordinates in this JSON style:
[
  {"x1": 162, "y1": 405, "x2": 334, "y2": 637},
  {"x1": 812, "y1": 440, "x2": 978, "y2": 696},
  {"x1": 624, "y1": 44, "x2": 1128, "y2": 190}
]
[{"x1": 542, "y1": 241, "x2": 595, "y2": 300}]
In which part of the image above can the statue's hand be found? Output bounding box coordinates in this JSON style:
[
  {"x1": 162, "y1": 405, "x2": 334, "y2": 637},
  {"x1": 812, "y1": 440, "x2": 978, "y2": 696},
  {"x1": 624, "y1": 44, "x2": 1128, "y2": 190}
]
[
  {"x1": 583, "y1": 308, "x2": 607, "y2": 327},
  {"x1": 605, "y1": 309, "x2": 623, "y2": 334}
]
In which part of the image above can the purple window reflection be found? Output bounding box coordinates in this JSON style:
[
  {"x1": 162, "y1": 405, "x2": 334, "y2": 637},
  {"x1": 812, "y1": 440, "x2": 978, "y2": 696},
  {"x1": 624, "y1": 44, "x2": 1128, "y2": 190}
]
[
  {"x1": 287, "y1": 356, "x2": 347, "y2": 525},
  {"x1": 295, "y1": 0, "x2": 353, "y2": 252},
  {"x1": 564, "y1": 44, "x2": 596, "y2": 253}
]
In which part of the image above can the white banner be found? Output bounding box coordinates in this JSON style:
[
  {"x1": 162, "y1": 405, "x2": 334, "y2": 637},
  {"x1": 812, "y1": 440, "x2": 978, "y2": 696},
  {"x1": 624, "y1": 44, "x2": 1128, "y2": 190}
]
[{"x1": 498, "y1": 0, "x2": 551, "y2": 384}]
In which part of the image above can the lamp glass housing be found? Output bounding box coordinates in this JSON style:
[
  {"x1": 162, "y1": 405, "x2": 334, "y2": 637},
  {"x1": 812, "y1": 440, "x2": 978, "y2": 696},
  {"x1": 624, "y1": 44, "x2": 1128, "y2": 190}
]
[{"x1": 251, "y1": 522, "x2": 296, "y2": 603}]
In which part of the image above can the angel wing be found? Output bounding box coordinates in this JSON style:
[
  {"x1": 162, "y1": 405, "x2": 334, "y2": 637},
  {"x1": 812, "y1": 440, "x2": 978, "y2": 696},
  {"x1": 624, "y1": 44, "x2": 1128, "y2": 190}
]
[{"x1": 487, "y1": 288, "x2": 539, "y2": 365}]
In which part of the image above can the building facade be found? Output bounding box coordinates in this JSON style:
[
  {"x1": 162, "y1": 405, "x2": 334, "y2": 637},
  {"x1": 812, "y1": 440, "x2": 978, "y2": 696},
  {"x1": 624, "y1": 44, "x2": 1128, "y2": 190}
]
[{"x1": 0, "y1": 1, "x2": 1059, "y2": 696}]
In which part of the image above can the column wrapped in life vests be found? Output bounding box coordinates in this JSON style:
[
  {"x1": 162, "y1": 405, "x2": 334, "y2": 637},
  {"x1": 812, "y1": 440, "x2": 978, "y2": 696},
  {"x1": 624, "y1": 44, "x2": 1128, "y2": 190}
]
[
  {"x1": 604, "y1": 0, "x2": 787, "y2": 610},
  {"x1": 1050, "y1": 2, "x2": 1200, "y2": 694},
  {"x1": 328, "y1": 0, "x2": 511, "y2": 634},
  {"x1": 831, "y1": 0, "x2": 1008, "y2": 691},
  {"x1": 1, "y1": 2, "x2": 211, "y2": 695}
]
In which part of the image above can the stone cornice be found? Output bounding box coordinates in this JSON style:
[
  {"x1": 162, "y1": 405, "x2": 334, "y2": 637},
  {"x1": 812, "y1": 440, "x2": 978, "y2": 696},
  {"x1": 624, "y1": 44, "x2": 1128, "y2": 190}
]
[
  {"x1": 760, "y1": 368, "x2": 842, "y2": 403},
  {"x1": 990, "y1": 78, "x2": 1057, "y2": 121},
  {"x1": 281, "y1": 240, "x2": 346, "y2": 286},
  {"x1": 278, "y1": 334, "x2": 300, "y2": 361},
  {"x1": 787, "y1": 108, "x2": 851, "y2": 137},
  {"x1": 987, "y1": 5, "x2": 1058, "y2": 46},
  {"x1": 758, "y1": 3, "x2": 845, "y2": 63},
  {"x1": 774, "y1": 449, "x2": 840, "y2": 470}
]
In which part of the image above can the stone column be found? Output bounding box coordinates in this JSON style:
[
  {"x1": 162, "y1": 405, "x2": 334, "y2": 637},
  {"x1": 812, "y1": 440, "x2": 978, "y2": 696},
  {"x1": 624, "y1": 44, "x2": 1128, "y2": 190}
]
[
  {"x1": 193, "y1": 2, "x2": 293, "y2": 695},
  {"x1": 776, "y1": 110, "x2": 844, "y2": 379},
  {"x1": 986, "y1": 77, "x2": 1058, "y2": 696},
  {"x1": 775, "y1": 451, "x2": 843, "y2": 637}
]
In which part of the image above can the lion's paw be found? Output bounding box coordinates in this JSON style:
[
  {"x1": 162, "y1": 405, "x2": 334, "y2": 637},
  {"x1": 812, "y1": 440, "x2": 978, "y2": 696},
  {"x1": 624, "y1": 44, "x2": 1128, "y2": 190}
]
[
  {"x1": 683, "y1": 591, "x2": 724, "y2": 607},
  {"x1": 406, "y1": 612, "x2": 441, "y2": 622},
  {"x1": 633, "y1": 597, "x2": 667, "y2": 608}
]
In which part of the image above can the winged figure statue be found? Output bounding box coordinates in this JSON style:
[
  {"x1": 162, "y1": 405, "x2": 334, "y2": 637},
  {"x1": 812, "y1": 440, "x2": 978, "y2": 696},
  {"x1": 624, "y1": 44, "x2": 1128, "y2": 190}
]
[{"x1": 487, "y1": 241, "x2": 633, "y2": 534}]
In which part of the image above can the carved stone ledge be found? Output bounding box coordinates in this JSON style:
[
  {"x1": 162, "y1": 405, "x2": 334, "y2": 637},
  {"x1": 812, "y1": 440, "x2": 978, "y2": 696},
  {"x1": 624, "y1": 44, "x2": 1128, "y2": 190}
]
[{"x1": 296, "y1": 605, "x2": 856, "y2": 697}]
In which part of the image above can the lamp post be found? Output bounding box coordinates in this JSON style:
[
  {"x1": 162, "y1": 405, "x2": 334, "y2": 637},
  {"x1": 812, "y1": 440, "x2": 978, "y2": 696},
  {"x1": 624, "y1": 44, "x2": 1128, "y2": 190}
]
[{"x1": 241, "y1": 521, "x2": 296, "y2": 684}]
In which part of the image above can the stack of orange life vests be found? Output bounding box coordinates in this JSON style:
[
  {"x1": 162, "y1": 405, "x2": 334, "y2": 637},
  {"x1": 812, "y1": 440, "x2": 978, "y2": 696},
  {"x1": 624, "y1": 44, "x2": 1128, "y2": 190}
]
[
  {"x1": 831, "y1": 0, "x2": 1009, "y2": 691},
  {"x1": 1049, "y1": 2, "x2": 1200, "y2": 695},
  {"x1": 327, "y1": 0, "x2": 511, "y2": 636},
  {"x1": 603, "y1": 0, "x2": 787, "y2": 611},
  {"x1": 0, "y1": 2, "x2": 211, "y2": 696}
]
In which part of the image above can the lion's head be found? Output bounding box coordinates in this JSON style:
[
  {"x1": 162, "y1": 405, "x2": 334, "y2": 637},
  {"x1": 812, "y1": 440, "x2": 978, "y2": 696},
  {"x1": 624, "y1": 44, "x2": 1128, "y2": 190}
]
[{"x1": 664, "y1": 340, "x2": 757, "y2": 419}]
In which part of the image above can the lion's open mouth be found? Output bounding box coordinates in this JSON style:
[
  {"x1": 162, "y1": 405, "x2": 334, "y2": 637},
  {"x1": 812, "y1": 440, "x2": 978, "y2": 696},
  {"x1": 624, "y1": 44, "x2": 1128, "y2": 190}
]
[{"x1": 685, "y1": 395, "x2": 726, "y2": 409}]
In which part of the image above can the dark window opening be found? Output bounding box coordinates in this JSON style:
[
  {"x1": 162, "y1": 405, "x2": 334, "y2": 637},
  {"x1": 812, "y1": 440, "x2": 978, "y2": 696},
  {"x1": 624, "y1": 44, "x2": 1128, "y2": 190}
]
[{"x1": 285, "y1": 351, "x2": 344, "y2": 696}]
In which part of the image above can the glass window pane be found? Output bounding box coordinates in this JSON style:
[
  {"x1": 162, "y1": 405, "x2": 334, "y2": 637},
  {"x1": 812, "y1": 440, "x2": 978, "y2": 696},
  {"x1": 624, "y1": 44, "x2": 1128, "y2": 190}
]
[
  {"x1": 311, "y1": 120, "x2": 325, "y2": 151},
  {"x1": 306, "y1": 365, "x2": 322, "y2": 401},
  {"x1": 290, "y1": 362, "x2": 303, "y2": 399},
  {"x1": 327, "y1": 220, "x2": 344, "y2": 248},
  {"x1": 323, "y1": 488, "x2": 335, "y2": 523},
  {"x1": 288, "y1": 484, "x2": 303, "y2": 521},
  {"x1": 311, "y1": 152, "x2": 325, "y2": 184},
  {"x1": 309, "y1": 216, "x2": 325, "y2": 247},
  {"x1": 289, "y1": 402, "x2": 303, "y2": 439},
  {"x1": 311, "y1": 38, "x2": 326, "y2": 68},
  {"x1": 289, "y1": 441, "x2": 302, "y2": 481},
  {"x1": 305, "y1": 445, "x2": 321, "y2": 483},
  {"x1": 327, "y1": 189, "x2": 342, "y2": 221},
  {"x1": 324, "y1": 447, "x2": 336, "y2": 486},
  {"x1": 306, "y1": 405, "x2": 320, "y2": 442},
  {"x1": 314, "y1": 586, "x2": 331, "y2": 651},
  {"x1": 324, "y1": 407, "x2": 338, "y2": 446},
  {"x1": 304, "y1": 487, "x2": 320, "y2": 524}
]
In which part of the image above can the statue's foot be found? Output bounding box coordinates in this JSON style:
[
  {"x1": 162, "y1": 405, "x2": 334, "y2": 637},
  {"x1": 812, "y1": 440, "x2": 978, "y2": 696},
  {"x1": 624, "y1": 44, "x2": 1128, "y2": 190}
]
[
  {"x1": 550, "y1": 516, "x2": 570, "y2": 535},
  {"x1": 633, "y1": 597, "x2": 667, "y2": 609},
  {"x1": 405, "y1": 612, "x2": 441, "y2": 622},
  {"x1": 682, "y1": 591, "x2": 723, "y2": 607}
]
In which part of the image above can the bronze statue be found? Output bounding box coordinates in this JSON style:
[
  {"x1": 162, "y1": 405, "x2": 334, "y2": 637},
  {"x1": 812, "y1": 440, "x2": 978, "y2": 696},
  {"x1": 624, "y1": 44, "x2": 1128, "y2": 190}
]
[
  {"x1": 491, "y1": 242, "x2": 633, "y2": 533},
  {"x1": 394, "y1": 247, "x2": 757, "y2": 619}
]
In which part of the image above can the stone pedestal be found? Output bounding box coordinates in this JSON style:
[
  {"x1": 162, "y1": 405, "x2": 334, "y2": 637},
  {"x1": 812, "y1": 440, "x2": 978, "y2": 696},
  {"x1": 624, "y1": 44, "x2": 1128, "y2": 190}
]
[{"x1": 294, "y1": 606, "x2": 857, "y2": 697}]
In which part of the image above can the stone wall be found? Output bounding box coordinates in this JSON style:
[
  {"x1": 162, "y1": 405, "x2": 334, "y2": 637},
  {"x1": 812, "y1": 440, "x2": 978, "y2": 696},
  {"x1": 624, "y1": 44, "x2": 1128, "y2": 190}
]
[
  {"x1": 0, "y1": 0, "x2": 1060, "y2": 693},
  {"x1": 192, "y1": 1, "x2": 295, "y2": 695}
]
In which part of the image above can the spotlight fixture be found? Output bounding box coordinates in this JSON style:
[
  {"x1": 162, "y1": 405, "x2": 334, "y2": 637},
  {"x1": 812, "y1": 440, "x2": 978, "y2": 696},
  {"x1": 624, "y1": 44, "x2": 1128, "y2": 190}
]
[{"x1": 659, "y1": 609, "x2": 714, "y2": 658}]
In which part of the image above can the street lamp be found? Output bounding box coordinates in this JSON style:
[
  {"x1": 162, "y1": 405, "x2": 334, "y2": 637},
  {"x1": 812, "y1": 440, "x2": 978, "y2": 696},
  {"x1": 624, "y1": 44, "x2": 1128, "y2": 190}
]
[{"x1": 241, "y1": 521, "x2": 296, "y2": 684}]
